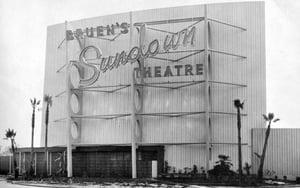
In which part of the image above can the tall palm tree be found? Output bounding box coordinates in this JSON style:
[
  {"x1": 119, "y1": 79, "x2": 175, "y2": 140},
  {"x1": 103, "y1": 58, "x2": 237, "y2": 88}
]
[
  {"x1": 5, "y1": 129, "x2": 18, "y2": 179},
  {"x1": 30, "y1": 98, "x2": 40, "y2": 176},
  {"x1": 257, "y1": 113, "x2": 279, "y2": 180},
  {"x1": 234, "y1": 99, "x2": 244, "y2": 182},
  {"x1": 43, "y1": 94, "x2": 52, "y2": 177}
]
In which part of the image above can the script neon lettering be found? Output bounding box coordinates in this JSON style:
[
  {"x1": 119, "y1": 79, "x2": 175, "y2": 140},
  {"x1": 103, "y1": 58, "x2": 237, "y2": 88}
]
[
  {"x1": 75, "y1": 26, "x2": 196, "y2": 86},
  {"x1": 77, "y1": 46, "x2": 101, "y2": 86}
]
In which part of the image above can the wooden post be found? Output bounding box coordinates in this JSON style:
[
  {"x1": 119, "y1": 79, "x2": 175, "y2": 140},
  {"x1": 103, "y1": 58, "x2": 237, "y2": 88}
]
[
  {"x1": 9, "y1": 155, "x2": 12, "y2": 174},
  {"x1": 49, "y1": 152, "x2": 52, "y2": 176},
  {"x1": 63, "y1": 151, "x2": 66, "y2": 174},
  {"x1": 23, "y1": 152, "x2": 26, "y2": 174},
  {"x1": 34, "y1": 153, "x2": 37, "y2": 175},
  {"x1": 18, "y1": 152, "x2": 21, "y2": 175},
  {"x1": 46, "y1": 151, "x2": 49, "y2": 175}
]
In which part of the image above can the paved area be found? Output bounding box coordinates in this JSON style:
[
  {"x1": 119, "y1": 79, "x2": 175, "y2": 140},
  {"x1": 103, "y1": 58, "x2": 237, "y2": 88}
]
[
  {"x1": 1, "y1": 176, "x2": 300, "y2": 188},
  {"x1": 0, "y1": 177, "x2": 30, "y2": 188}
]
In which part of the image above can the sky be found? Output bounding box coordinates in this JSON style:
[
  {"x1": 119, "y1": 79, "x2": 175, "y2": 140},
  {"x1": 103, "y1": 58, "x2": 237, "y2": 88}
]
[{"x1": 0, "y1": 0, "x2": 299, "y2": 148}]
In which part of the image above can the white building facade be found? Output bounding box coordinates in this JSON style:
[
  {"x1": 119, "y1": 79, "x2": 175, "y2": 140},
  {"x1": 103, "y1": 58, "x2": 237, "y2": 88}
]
[{"x1": 41, "y1": 2, "x2": 266, "y2": 178}]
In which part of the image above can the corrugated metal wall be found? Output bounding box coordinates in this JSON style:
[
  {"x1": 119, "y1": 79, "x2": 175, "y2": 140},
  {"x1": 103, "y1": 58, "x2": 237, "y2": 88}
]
[
  {"x1": 42, "y1": 2, "x2": 266, "y2": 172},
  {"x1": 132, "y1": 6, "x2": 205, "y2": 146},
  {"x1": 252, "y1": 128, "x2": 300, "y2": 180},
  {"x1": 41, "y1": 23, "x2": 68, "y2": 146},
  {"x1": 207, "y1": 1, "x2": 266, "y2": 169},
  {"x1": 70, "y1": 13, "x2": 133, "y2": 144}
]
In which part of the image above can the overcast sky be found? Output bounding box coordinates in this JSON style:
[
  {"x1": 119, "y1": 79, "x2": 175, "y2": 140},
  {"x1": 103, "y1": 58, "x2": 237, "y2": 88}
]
[{"x1": 0, "y1": 0, "x2": 299, "y2": 148}]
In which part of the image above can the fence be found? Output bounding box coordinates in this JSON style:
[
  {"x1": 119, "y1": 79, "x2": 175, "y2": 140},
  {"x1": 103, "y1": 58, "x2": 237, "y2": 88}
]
[
  {"x1": 0, "y1": 147, "x2": 66, "y2": 176},
  {"x1": 0, "y1": 146, "x2": 156, "y2": 178},
  {"x1": 252, "y1": 128, "x2": 300, "y2": 180}
]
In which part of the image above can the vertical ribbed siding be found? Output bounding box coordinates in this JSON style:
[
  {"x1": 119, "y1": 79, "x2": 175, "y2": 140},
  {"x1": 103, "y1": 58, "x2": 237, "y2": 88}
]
[
  {"x1": 43, "y1": 2, "x2": 266, "y2": 172},
  {"x1": 165, "y1": 145, "x2": 207, "y2": 171},
  {"x1": 68, "y1": 13, "x2": 133, "y2": 144},
  {"x1": 68, "y1": 13, "x2": 133, "y2": 85},
  {"x1": 207, "y1": 2, "x2": 265, "y2": 170},
  {"x1": 132, "y1": 4, "x2": 206, "y2": 145},
  {"x1": 252, "y1": 128, "x2": 300, "y2": 180},
  {"x1": 41, "y1": 24, "x2": 68, "y2": 147}
]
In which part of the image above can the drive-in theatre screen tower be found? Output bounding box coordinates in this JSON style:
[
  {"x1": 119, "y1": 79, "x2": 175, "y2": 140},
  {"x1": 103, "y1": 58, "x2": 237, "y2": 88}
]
[{"x1": 42, "y1": 2, "x2": 265, "y2": 178}]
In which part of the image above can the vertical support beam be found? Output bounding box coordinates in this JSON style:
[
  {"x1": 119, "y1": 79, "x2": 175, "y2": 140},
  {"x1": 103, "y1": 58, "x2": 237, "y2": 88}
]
[
  {"x1": 49, "y1": 152, "x2": 52, "y2": 176},
  {"x1": 204, "y1": 5, "x2": 211, "y2": 176},
  {"x1": 18, "y1": 152, "x2": 21, "y2": 175},
  {"x1": 251, "y1": 129, "x2": 254, "y2": 175},
  {"x1": 72, "y1": 31, "x2": 85, "y2": 145},
  {"x1": 136, "y1": 23, "x2": 145, "y2": 142},
  {"x1": 46, "y1": 151, "x2": 49, "y2": 175},
  {"x1": 131, "y1": 72, "x2": 137, "y2": 179},
  {"x1": 63, "y1": 151, "x2": 66, "y2": 174},
  {"x1": 23, "y1": 152, "x2": 26, "y2": 174},
  {"x1": 9, "y1": 155, "x2": 12, "y2": 174},
  {"x1": 34, "y1": 152, "x2": 37, "y2": 175},
  {"x1": 65, "y1": 20, "x2": 73, "y2": 178},
  {"x1": 131, "y1": 23, "x2": 146, "y2": 178},
  {"x1": 130, "y1": 11, "x2": 137, "y2": 179}
]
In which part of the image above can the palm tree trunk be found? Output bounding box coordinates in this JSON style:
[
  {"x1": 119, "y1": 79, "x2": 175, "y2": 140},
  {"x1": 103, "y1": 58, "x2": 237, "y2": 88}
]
[
  {"x1": 44, "y1": 104, "x2": 49, "y2": 177},
  {"x1": 11, "y1": 139, "x2": 18, "y2": 179},
  {"x1": 257, "y1": 122, "x2": 271, "y2": 180},
  {"x1": 30, "y1": 108, "x2": 35, "y2": 176},
  {"x1": 237, "y1": 108, "x2": 243, "y2": 182}
]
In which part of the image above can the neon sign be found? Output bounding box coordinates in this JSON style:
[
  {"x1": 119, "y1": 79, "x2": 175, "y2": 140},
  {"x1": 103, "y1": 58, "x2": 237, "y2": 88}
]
[
  {"x1": 74, "y1": 26, "x2": 196, "y2": 86},
  {"x1": 66, "y1": 22, "x2": 129, "y2": 40},
  {"x1": 134, "y1": 64, "x2": 203, "y2": 78}
]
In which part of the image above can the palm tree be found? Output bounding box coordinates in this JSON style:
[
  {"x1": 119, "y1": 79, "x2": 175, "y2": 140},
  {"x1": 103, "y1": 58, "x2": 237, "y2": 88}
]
[
  {"x1": 30, "y1": 98, "x2": 40, "y2": 176},
  {"x1": 257, "y1": 113, "x2": 279, "y2": 180},
  {"x1": 5, "y1": 129, "x2": 18, "y2": 179},
  {"x1": 234, "y1": 99, "x2": 244, "y2": 182},
  {"x1": 43, "y1": 94, "x2": 52, "y2": 177}
]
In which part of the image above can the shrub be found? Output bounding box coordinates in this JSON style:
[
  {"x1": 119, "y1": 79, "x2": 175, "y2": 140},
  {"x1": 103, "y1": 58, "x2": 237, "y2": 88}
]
[
  {"x1": 163, "y1": 161, "x2": 171, "y2": 173},
  {"x1": 243, "y1": 162, "x2": 251, "y2": 175},
  {"x1": 208, "y1": 154, "x2": 236, "y2": 178},
  {"x1": 191, "y1": 165, "x2": 198, "y2": 175}
]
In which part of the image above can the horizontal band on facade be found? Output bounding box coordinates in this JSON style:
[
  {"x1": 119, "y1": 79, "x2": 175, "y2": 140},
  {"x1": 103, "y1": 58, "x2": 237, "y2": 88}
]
[
  {"x1": 56, "y1": 46, "x2": 246, "y2": 75},
  {"x1": 133, "y1": 17, "x2": 246, "y2": 31},
  {"x1": 53, "y1": 80, "x2": 246, "y2": 97},
  {"x1": 56, "y1": 16, "x2": 246, "y2": 49},
  {"x1": 70, "y1": 142, "x2": 249, "y2": 147},
  {"x1": 134, "y1": 17, "x2": 204, "y2": 26},
  {"x1": 52, "y1": 111, "x2": 247, "y2": 122},
  {"x1": 66, "y1": 48, "x2": 245, "y2": 64},
  {"x1": 70, "y1": 80, "x2": 245, "y2": 92}
]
